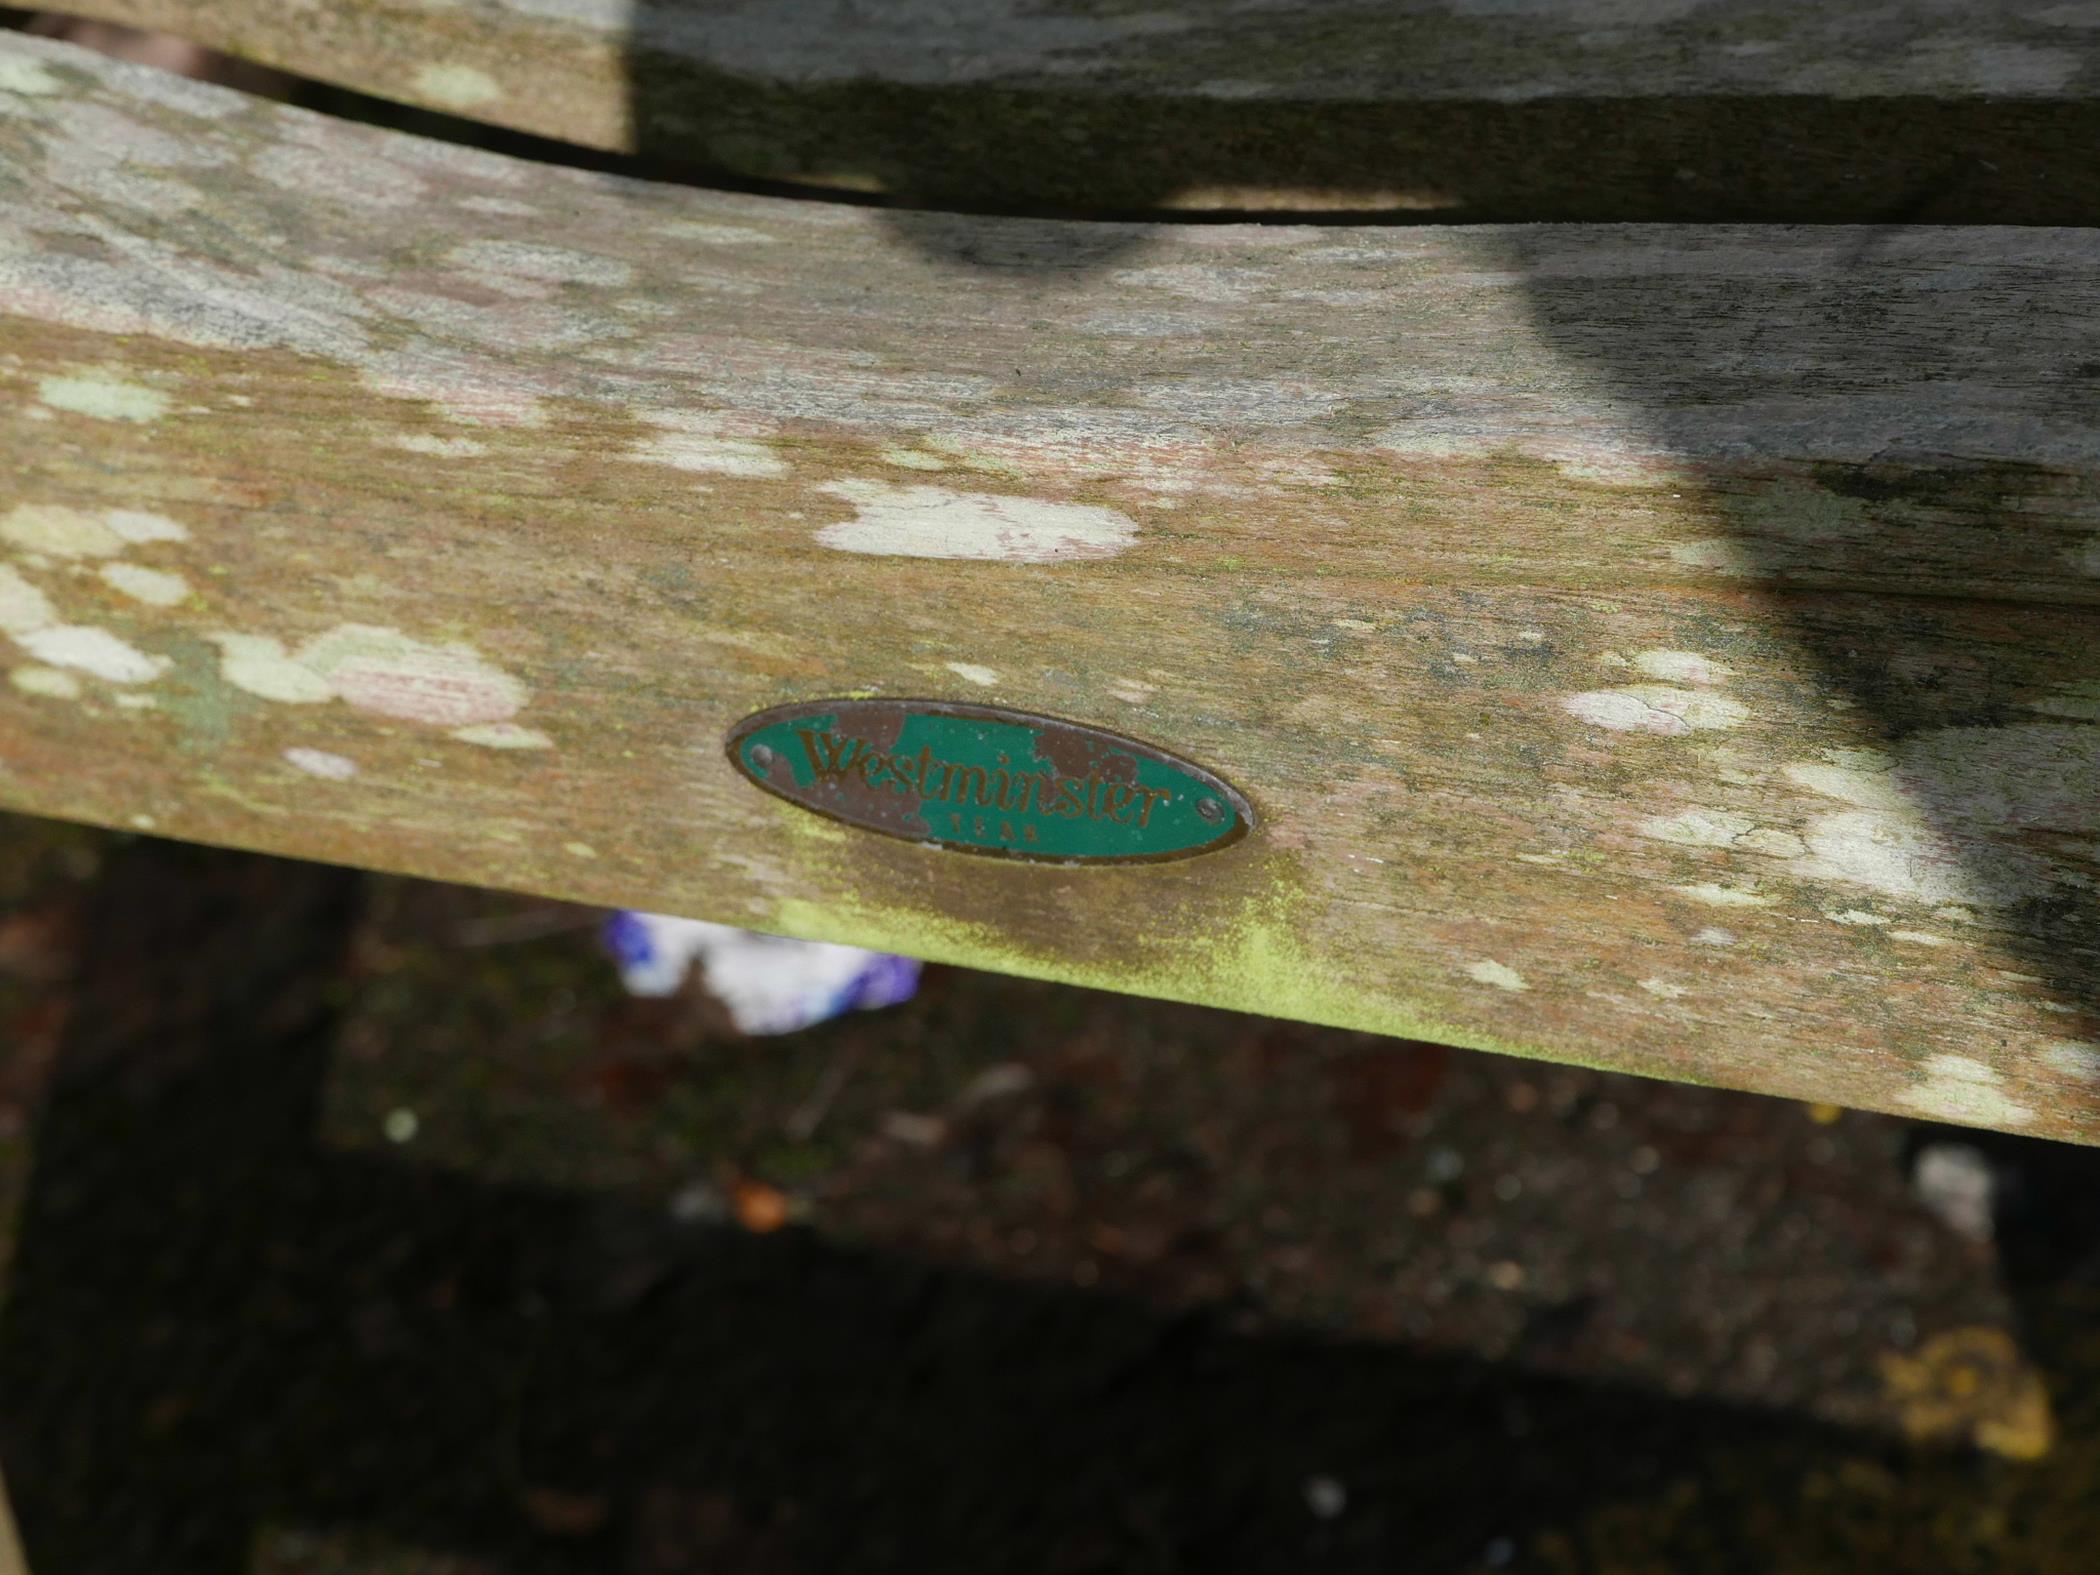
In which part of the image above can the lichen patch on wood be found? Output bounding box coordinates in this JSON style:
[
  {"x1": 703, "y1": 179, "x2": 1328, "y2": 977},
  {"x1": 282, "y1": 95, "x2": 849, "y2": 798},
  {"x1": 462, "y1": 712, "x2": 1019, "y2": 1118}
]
[
  {"x1": 1, "y1": 33, "x2": 2098, "y2": 1139},
  {"x1": 813, "y1": 483, "x2": 1141, "y2": 562}
]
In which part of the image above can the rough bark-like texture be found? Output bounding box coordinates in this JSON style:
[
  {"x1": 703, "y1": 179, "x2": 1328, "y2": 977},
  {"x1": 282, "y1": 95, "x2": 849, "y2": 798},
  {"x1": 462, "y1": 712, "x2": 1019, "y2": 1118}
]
[
  {"x1": 35, "y1": 0, "x2": 2100, "y2": 219},
  {"x1": 3, "y1": 34, "x2": 2100, "y2": 1138}
]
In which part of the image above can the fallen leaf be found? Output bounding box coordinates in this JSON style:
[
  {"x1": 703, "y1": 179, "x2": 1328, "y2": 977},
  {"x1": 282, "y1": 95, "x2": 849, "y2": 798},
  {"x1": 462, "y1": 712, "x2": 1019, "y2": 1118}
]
[{"x1": 730, "y1": 1178, "x2": 791, "y2": 1234}]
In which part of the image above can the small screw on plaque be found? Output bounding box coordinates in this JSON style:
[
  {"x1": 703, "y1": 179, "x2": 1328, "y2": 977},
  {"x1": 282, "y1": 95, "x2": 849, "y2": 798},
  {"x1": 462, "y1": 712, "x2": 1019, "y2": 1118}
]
[
  {"x1": 1196, "y1": 796, "x2": 1226, "y2": 823},
  {"x1": 749, "y1": 744, "x2": 775, "y2": 771}
]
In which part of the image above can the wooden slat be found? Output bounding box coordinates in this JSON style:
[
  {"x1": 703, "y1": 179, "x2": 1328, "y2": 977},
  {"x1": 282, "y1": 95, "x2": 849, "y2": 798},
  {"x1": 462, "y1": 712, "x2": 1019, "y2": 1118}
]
[
  {"x1": 31, "y1": 0, "x2": 2100, "y2": 220},
  {"x1": 0, "y1": 1467, "x2": 22, "y2": 1575},
  {"x1": 3, "y1": 33, "x2": 2100, "y2": 1138}
]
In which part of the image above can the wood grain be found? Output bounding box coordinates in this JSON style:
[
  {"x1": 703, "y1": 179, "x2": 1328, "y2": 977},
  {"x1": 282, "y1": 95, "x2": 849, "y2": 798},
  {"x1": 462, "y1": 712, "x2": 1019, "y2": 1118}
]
[
  {"x1": 2, "y1": 33, "x2": 2099, "y2": 1137},
  {"x1": 31, "y1": 0, "x2": 2100, "y2": 220}
]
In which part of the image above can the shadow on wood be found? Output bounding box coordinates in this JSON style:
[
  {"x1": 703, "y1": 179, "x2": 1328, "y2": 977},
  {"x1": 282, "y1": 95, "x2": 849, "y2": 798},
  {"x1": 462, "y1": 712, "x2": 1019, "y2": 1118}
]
[{"x1": 619, "y1": 0, "x2": 2100, "y2": 1086}]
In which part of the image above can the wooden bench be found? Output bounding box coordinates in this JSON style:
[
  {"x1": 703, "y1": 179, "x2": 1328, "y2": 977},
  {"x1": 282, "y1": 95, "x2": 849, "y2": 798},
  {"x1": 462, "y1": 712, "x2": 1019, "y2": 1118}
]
[{"x1": 1, "y1": 4, "x2": 2098, "y2": 1143}]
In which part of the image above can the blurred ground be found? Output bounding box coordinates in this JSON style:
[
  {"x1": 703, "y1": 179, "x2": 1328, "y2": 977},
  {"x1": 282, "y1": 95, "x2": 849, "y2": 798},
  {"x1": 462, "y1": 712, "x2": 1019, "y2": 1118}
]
[{"x1": 0, "y1": 817, "x2": 2096, "y2": 1573}]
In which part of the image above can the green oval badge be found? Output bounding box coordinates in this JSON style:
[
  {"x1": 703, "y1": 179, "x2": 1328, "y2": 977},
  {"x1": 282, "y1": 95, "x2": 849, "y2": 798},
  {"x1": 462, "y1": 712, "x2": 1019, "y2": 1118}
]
[{"x1": 727, "y1": 700, "x2": 1253, "y2": 864}]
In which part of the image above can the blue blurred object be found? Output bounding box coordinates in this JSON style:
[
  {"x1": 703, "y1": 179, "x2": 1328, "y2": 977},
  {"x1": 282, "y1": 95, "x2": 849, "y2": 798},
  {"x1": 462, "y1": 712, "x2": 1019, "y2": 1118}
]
[{"x1": 603, "y1": 911, "x2": 921, "y2": 1034}]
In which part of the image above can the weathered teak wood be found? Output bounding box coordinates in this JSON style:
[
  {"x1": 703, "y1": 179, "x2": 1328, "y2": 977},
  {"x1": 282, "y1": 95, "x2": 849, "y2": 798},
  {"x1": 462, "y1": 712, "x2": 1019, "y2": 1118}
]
[
  {"x1": 2, "y1": 33, "x2": 2100, "y2": 1139},
  {"x1": 39, "y1": 0, "x2": 2100, "y2": 221}
]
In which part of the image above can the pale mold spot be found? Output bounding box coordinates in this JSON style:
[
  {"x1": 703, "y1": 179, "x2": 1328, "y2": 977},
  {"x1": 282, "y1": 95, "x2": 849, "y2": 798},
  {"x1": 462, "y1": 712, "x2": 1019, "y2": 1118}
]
[
  {"x1": 9, "y1": 665, "x2": 79, "y2": 700},
  {"x1": 392, "y1": 434, "x2": 490, "y2": 458},
  {"x1": 1633, "y1": 649, "x2": 1731, "y2": 686},
  {"x1": 1690, "y1": 927, "x2": 1737, "y2": 946},
  {"x1": 103, "y1": 509, "x2": 189, "y2": 545},
  {"x1": 298, "y1": 625, "x2": 527, "y2": 728},
  {"x1": 1783, "y1": 759, "x2": 1910, "y2": 812},
  {"x1": 452, "y1": 722, "x2": 552, "y2": 748},
  {"x1": 1799, "y1": 809, "x2": 1979, "y2": 906},
  {"x1": 658, "y1": 220, "x2": 778, "y2": 245},
  {"x1": 1777, "y1": 744, "x2": 2027, "y2": 905},
  {"x1": 944, "y1": 662, "x2": 998, "y2": 687},
  {"x1": 1671, "y1": 883, "x2": 1769, "y2": 907},
  {"x1": 815, "y1": 483, "x2": 1139, "y2": 563},
  {"x1": 2041, "y1": 1042, "x2": 2100, "y2": 1083},
  {"x1": 1638, "y1": 977, "x2": 1688, "y2": 999},
  {"x1": 412, "y1": 63, "x2": 503, "y2": 109},
  {"x1": 208, "y1": 634, "x2": 333, "y2": 703},
  {"x1": 1898, "y1": 1054, "x2": 2035, "y2": 1129},
  {"x1": 1891, "y1": 931, "x2": 1951, "y2": 947},
  {"x1": 630, "y1": 430, "x2": 786, "y2": 478},
  {"x1": 114, "y1": 694, "x2": 155, "y2": 710},
  {"x1": 1466, "y1": 959, "x2": 1529, "y2": 992},
  {"x1": 1109, "y1": 679, "x2": 1156, "y2": 704},
  {"x1": 284, "y1": 747, "x2": 358, "y2": 780},
  {"x1": 19, "y1": 625, "x2": 168, "y2": 684},
  {"x1": 0, "y1": 566, "x2": 57, "y2": 635},
  {"x1": 36, "y1": 371, "x2": 170, "y2": 423},
  {"x1": 0, "y1": 54, "x2": 64, "y2": 96},
  {"x1": 1642, "y1": 808, "x2": 1755, "y2": 848},
  {"x1": 99, "y1": 562, "x2": 189, "y2": 607},
  {"x1": 1333, "y1": 618, "x2": 1375, "y2": 632},
  {"x1": 1830, "y1": 909, "x2": 1891, "y2": 926},
  {"x1": 1, "y1": 504, "x2": 124, "y2": 559},
  {"x1": 880, "y1": 448, "x2": 951, "y2": 471},
  {"x1": 1563, "y1": 685, "x2": 1747, "y2": 735},
  {"x1": 628, "y1": 408, "x2": 786, "y2": 478},
  {"x1": 563, "y1": 841, "x2": 597, "y2": 859}
]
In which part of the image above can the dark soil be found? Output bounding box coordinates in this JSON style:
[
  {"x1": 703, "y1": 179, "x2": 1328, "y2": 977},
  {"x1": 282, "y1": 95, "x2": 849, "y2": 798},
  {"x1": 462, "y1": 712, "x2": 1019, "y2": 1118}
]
[{"x1": 1, "y1": 820, "x2": 2098, "y2": 1573}]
